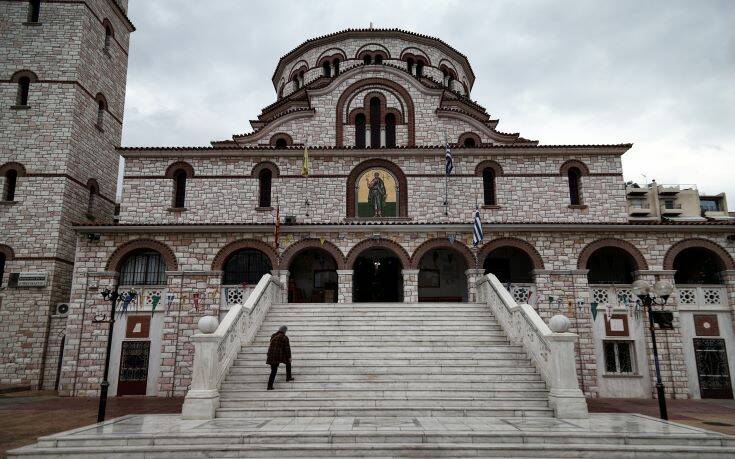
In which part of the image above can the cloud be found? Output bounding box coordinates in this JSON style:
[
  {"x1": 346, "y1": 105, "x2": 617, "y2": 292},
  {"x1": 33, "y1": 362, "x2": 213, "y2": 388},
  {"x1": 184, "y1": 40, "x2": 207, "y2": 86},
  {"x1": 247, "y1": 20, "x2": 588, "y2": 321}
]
[{"x1": 121, "y1": 0, "x2": 735, "y2": 208}]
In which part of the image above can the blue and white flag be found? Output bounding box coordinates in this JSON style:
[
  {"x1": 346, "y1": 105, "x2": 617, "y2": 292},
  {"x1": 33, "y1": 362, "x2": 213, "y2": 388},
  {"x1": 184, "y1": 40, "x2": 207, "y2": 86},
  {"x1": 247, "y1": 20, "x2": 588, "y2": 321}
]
[
  {"x1": 472, "y1": 205, "x2": 483, "y2": 246},
  {"x1": 444, "y1": 140, "x2": 454, "y2": 176}
]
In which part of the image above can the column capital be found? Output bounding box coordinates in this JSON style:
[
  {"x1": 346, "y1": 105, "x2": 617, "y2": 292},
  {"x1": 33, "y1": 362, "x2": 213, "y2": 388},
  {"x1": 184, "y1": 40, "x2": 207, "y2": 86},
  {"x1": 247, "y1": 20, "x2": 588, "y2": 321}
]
[
  {"x1": 635, "y1": 269, "x2": 676, "y2": 277},
  {"x1": 336, "y1": 270, "x2": 354, "y2": 275},
  {"x1": 534, "y1": 269, "x2": 588, "y2": 276},
  {"x1": 401, "y1": 269, "x2": 420, "y2": 275},
  {"x1": 465, "y1": 268, "x2": 484, "y2": 275}
]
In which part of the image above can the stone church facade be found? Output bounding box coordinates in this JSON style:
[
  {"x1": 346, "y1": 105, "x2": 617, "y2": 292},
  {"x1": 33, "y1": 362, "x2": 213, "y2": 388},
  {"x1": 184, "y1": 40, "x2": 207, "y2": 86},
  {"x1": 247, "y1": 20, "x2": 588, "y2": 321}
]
[{"x1": 2, "y1": 9, "x2": 734, "y2": 401}]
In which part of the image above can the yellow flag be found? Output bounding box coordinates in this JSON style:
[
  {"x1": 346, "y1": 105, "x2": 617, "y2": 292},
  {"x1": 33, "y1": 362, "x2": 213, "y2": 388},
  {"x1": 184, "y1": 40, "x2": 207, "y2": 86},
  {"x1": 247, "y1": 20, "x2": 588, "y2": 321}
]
[{"x1": 301, "y1": 145, "x2": 309, "y2": 177}]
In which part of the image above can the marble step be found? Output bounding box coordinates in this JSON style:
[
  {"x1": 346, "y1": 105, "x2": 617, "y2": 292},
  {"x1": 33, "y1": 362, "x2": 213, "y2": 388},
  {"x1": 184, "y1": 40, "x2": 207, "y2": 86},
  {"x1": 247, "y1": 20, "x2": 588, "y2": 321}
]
[
  {"x1": 256, "y1": 324, "x2": 502, "y2": 331},
  {"x1": 214, "y1": 406, "x2": 555, "y2": 418},
  {"x1": 250, "y1": 329, "x2": 505, "y2": 337},
  {"x1": 265, "y1": 312, "x2": 496, "y2": 319},
  {"x1": 250, "y1": 338, "x2": 511, "y2": 346},
  {"x1": 219, "y1": 380, "x2": 548, "y2": 390},
  {"x1": 241, "y1": 344, "x2": 521, "y2": 353},
  {"x1": 218, "y1": 388, "x2": 551, "y2": 398},
  {"x1": 227, "y1": 364, "x2": 538, "y2": 375},
  {"x1": 218, "y1": 397, "x2": 551, "y2": 409},
  {"x1": 225, "y1": 372, "x2": 544, "y2": 383},
  {"x1": 233, "y1": 357, "x2": 532, "y2": 365}
]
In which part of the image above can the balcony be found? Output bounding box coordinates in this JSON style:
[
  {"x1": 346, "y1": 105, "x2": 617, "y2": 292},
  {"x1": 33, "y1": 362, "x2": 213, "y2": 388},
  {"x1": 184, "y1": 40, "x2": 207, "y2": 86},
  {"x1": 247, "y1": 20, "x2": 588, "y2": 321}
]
[
  {"x1": 658, "y1": 184, "x2": 697, "y2": 196},
  {"x1": 626, "y1": 185, "x2": 649, "y2": 196},
  {"x1": 660, "y1": 203, "x2": 683, "y2": 215},
  {"x1": 675, "y1": 285, "x2": 728, "y2": 311},
  {"x1": 628, "y1": 202, "x2": 652, "y2": 216}
]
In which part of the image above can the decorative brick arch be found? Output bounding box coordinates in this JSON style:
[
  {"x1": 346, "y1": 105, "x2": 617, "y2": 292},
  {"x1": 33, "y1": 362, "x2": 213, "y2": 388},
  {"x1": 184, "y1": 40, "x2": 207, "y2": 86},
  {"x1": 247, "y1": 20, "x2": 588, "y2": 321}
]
[
  {"x1": 0, "y1": 244, "x2": 14, "y2": 260},
  {"x1": 336, "y1": 78, "x2": 415, "y2": 146},
  {"x1": 474, "y1": 160, "x2": 503, "y2": 176},
  {"x1": 400, "y1": 47, "x2": 431, "y2": 65},
  {"x1": 211, "y1": 239, "x2": 279, "y2": 271},
  {"x1": 269, "y1": 132, "x2": 293, "y2": 148},
  {"x1": 106, "y1": 239, "x2": 178, "y2": 272},
  {"x1": 346, "y1": 159, "x2": 408, "y2": 218},
  {"x1": 559, "y1": 159, "x2": 590, "y2": 176},
  {"x1": 316, "y1": 50, "x2": 347, "y2": 68},
  {"x1": 164, "y1": 161, "x2": 194, "y2": 179},
  {"x1": 280, "y1": 238, "x2": 346, "y2": 270},
  {"x1": 411, "y1": 238, "x2": 476, "y2": 270},
  {"x1": 458, "y1": 132, "x2": 481, "y2": 148},
  {"x1": 346, "y1": 238, "x2": 411, "y2": 269},
  {"x1": 478, "y1": 237, "x2": 545, "y2": 270},
  {"x1": 663, "y1": 238, "x2": 735, "y2": 271},
  {"x1": 355, "y1": 43, "x2": 391, "y2": 59},
  {"x1": 0, "y1": 162, "x2": 27, "y2": 177},
  {"x1": 577, "y1": 238, "x2": 649, "y2": 271},
  {"x1": 251, "y1": 161, "x2": 280, "y2": 178}
]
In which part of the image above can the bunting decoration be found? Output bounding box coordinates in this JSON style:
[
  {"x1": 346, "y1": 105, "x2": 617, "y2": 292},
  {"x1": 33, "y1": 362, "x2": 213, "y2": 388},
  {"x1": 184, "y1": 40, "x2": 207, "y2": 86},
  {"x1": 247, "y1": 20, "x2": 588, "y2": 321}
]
[
  {"x1": 319, "y1": 236, "x2": 326, "y2": 246},
  {"x1": 192, "y1": 292, "x2": 201, "y2": 311},
  {"x1": 591, "y1": 302, "x2": 599, "y2": 321},
  {"x1": 150, "y1": 293, "x2": 161, "y2": 315},
  {"x1": 120, "y1": 290, "x2": 137, "y2": 316},
  {"x1": 165, "y1": 292, "x2": 176, "y2": 312},
  {"x1": 448, "y1": 234, "x2": 456, "y2": 244},
  {"x1": 605, "y1": 302, "x2": 613, "y2": 321}
]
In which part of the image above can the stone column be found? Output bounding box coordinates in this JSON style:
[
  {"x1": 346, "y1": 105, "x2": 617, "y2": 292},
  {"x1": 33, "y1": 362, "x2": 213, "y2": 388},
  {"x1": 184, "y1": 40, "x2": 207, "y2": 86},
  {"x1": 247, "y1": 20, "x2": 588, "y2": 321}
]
[
  {"x1": 465, "y1": 269, "x2": 484, "y2": 303},
  {"x1": 532, "y1": 269, "x2": 598, "y2": 398},
  {"x1": 380, "y1": 127, "x2": 386, "y2": 147},
  {"x1": 271, "y1": 269, "x2": 290, "y2": 301},
  {"x1": 636, "y1": 269, "x2": 689, "y2": 399},
  {"x1": 723, "y1": 270, "x2": 735, "y2": 332},
  {"x1": 365, "y1": 125, "x2": 372, "y2": 148},
  {"x1": 402, "y1": 269, "x2": 419, "y2": 303},
  {"x1": 337, "y1": 270, "x2": 353, "y2": 304}
]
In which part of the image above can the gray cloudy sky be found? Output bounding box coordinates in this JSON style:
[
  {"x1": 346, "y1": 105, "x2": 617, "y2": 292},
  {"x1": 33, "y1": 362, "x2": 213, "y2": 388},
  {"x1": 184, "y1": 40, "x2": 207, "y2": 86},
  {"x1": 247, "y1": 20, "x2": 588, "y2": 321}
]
[{"x1": 121, "y1": 0, "x2": 735, "y2": 208}]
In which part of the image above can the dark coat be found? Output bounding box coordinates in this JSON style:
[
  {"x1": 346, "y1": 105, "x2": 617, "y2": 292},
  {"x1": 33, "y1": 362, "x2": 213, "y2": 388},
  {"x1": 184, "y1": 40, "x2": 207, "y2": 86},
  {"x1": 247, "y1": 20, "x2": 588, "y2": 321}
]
[{"x1": 266, "y1": 331, "x2": 291, "y2": 365}]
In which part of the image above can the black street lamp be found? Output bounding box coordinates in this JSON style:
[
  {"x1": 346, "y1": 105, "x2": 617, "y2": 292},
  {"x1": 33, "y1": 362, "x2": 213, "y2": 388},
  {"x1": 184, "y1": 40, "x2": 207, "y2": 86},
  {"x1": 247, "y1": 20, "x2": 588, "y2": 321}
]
[
  {"x1": 94, "y1": 285, "x2": 120, "y2": 423},
  {"x1": 632, "y1": 278, "x2": 674, "y2": 420}
]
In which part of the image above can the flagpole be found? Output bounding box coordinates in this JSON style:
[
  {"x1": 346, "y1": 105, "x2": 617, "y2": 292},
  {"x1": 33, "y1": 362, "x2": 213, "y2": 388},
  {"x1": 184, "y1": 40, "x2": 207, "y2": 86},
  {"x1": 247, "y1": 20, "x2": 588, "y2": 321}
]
[{"x1": 444, "y1": 173, "x2": 448, "y2": 216}]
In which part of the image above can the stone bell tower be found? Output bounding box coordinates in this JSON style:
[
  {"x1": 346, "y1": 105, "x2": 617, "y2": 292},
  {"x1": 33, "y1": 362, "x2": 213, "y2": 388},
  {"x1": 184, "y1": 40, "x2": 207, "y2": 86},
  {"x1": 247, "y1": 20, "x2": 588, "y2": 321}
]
[{"x1": 0, "y1": 0, "x2": 134, "y2": 389}]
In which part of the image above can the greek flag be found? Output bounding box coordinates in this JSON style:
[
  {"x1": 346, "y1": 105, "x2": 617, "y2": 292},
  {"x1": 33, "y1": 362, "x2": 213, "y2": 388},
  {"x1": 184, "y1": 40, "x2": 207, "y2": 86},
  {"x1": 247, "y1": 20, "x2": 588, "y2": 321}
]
[
  {"x1": 444, "y1": 141, "x2": 453, "y2": 176},
  {"x1": 472, "y1": 205, "x2": 483, "y2": 246}
]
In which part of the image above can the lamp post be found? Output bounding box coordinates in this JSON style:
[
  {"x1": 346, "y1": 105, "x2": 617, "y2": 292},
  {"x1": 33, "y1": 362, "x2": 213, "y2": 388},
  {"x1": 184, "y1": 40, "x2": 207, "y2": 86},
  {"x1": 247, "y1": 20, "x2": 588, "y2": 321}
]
[
  {"x1": 632, "y1": 278, "x2": 674, "y2": 420},
  {"x1": 94, "y1": 285, "x2": 119, "y2": 423}
]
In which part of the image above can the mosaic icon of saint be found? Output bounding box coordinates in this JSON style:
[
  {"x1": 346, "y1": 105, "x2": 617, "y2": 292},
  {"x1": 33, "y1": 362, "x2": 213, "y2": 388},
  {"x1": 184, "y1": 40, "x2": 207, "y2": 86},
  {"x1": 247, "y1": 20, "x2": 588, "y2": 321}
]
[{"x1": 367, "y1": 172, "x2": 387, "y2": 217}]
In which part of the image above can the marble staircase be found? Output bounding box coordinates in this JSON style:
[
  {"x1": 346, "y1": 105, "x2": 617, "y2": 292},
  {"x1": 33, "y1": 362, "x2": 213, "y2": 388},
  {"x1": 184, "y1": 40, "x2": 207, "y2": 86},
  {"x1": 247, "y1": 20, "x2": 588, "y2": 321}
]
[{"x1": 217, "y1": 302, "x2": 554, "y2": 419}]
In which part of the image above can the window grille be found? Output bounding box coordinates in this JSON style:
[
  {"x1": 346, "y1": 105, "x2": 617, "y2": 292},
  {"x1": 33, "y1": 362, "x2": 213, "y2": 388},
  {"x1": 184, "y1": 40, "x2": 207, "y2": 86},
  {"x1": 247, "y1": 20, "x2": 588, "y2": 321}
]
[
  {"x1": 604, "y1": 340, "x2": 635, "y2": 374},
  {"x1": 222, "y1": 249, "x2": 272, "y2": 285},
  {"x1": 120, "y1": 251, "x2": 167, "y2": 285}
]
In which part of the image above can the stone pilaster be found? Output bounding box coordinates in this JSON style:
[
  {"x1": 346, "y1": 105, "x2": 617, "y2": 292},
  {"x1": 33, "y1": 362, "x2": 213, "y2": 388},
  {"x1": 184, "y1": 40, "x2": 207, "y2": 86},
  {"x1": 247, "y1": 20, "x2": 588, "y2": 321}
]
[
  {"x1": 533, "y1": 269, "x2": 598, "y2": 397},
  {"x1": 636, "y1": 270, "x2": 689, "y2": 399},
  {"x1": 337, "y1": 270, "x2": 353, "y2": 304},
  {"x1": 402, "y1": 269, "x2": 419, "y2": 303},
  {"x1": 271, "y1": 269, "x2": 290, "y2": 300},
  {"x1": 465, "y1": 269, "x2": 484, "y2": 303},
  {"x1": 723, "y1": 270, "x2": 735, "y2": 335}
]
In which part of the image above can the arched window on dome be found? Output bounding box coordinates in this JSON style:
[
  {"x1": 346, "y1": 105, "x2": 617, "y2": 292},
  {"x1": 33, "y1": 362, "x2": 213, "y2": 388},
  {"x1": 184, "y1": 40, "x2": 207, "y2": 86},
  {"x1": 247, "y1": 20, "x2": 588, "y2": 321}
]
[
  {"x1": 369, "y1": 97, "x2": 381, "y2": 148},
  {"x1": 406, "y1": 58, "x2": 414, "y2": 75},
  {"x1": 274, "y1": 138, "x2": 287, "y2": 149},
  {"x1": 222, "y1": 249, "x2": 272, "y2": 285},
  {"x1": 322, "y1": 61, "x2": 331, "y2": 77},
  {"x1": 482, "y1": 167, "x2": 496, "y2": 206},
  {"x1": 258, "y1": 168, "x2": 272, "y2": 208},
  {"x1": 333, "y1": 58, "x2": 340, "y2": 76},
  {"x1": 363, "y1": 55, "x2": 372, "y2": 65},
  {"x1": 355, "y1": 113, "x2": 366, "y2": 148},
  {"x1": 567, "y1": 167, "x2": 582, "y2": 205},
  {"x1": 120, "y1": 250, "x2": 167, "y2": 285},
  {"x1": 385, "y1": 113, "x2": 396, "y2": 148},
  {"x1": 173, "y1": 169, "x2": 188, "y2": 208},
  {"x1": 416, "y1": 61, "x2": 424, "y2": 77},
  {"x1": 374, "y1": 55, "x2": 383, "y2": 64},
  {"x1": 463, "y1": 137, "x2": 476, "y2": 148}
]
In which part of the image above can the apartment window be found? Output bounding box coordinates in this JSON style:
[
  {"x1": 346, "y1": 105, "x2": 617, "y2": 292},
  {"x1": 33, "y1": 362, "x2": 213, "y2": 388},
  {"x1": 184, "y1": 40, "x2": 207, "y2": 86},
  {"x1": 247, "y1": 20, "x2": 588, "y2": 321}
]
[
  {"x1": 700, "y1": 199, "x2": 721, "y2": 212},
  {"x1": 663, "y1": 199, "x2": 676, "y2": 209},
  {"x1": 604, "y1": 341, "x2": 635, "y2": 374},
  {"x1": 28, "y1": 0, "x2": 41, "y2": 22}
]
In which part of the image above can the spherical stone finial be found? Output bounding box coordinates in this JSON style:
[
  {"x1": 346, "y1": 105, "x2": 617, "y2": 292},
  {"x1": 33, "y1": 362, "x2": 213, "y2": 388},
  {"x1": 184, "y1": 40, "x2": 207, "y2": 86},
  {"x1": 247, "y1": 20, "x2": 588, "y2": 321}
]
[
  {"x1": 549, "y1": 314, "x2": 571, "y2": 333},
  {"x1": 197, "y1": 315, "x2": 219, "y2": 334}
]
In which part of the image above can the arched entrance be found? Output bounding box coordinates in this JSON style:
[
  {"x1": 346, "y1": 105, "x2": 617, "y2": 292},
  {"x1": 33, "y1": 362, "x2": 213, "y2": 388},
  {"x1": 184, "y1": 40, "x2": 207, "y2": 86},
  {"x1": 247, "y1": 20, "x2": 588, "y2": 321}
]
[
  {"x1": 673, "y1": 247, "x2": 726, "y2": 285},
  {"x1": 288, "y1": 248, "x2": 339, "y2": 303},
  {"x1": 353, "y1": 248, "x2": 403, "y2": 302},
  {"x1": 483, "y1": 246, "x2": 534, "y2": 284},
  {"x1": 586, "y1": 246, "x2": 637, "y2": 284},
  {"x1": 417, "y1": 248, "x2": 468, "y2": 302}
]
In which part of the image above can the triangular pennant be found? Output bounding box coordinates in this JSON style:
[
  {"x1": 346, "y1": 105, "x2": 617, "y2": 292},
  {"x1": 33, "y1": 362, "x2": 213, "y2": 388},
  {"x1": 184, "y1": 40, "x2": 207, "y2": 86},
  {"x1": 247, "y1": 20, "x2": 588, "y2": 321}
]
[
  {"x1": 150, "y1": 293, "x2": 161, "y2": 314},
  {"x1": 591, "y1": 302, "x2": 598, "y2": 321}
]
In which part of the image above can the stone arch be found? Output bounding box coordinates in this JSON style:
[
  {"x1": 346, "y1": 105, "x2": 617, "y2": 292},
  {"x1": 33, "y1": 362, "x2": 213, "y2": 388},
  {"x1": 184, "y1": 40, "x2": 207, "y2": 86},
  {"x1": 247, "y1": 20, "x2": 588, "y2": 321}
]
[
  {"x1": 251, "y1": 161, "x2": 280, "y2": 178},
  {"x1": 164, "y1": 161, "x2": 194, "y2": 179},
  {"x1": 269, "y1": 132, "x2": 293, "y2": 148},
  {"x1": 474, "y1": 160, "x2": 503, "y2": 176},
  {"x1": 10, "y1": 69, "x2": 39, "y2": 83},
  {"x1": 663, "y1": 238, "x2": 735, "y2": 271},
  {"x1": 399, "y1": 47, "x2": 432, "y2": 65},
  {"x1": 411, "y1": 238, "x2": 476, "y2": 269},
  {"x1": 559, "y1": 159, "x2": 590, "y2": 176},
  {"x1": 316, "y1": 49, "x2": 347, "y2": 67},
  {"x1": 211, "y1": 239, "x2": 279, "y2": 271},
  {"x1": 346, "y1": 158, "x2": 408, "y2": 218},
  {"x1": 577, "y1": 238, "x2": 649, "y2": 271},
  {"x1": 280, "y1": 238, "x2": 346, "y2": 270},
  {"x1": 0, "y1": 162, "x2": 27, "y2": 177},
  {"x1": 288, "y1": 60, "x2": 309, "y2": 78},
  {"x1": 0, "y1": 244, "x2": 15, "y2": 260},
  {"x1": 479, "y1": 237, "x2": 545, "y2": 270},
  {"x1": 346, "y1": 238, "x2": 411, "y2": 268},
  {"x1": 458, "y1": 132, "x2": 481, "y2": 148},
  {"x1": 355, "y1": 43, "x2": 391, "y2": 59},
  {"x1": 102, "y1": 18, "x2": 115, "y2": 38},
  {"x1": 336, "y1": 78, "x2": 416, "y2": 146},
  {"x1": 106, "y1": 239, "x2": 178, "y2": 272}
]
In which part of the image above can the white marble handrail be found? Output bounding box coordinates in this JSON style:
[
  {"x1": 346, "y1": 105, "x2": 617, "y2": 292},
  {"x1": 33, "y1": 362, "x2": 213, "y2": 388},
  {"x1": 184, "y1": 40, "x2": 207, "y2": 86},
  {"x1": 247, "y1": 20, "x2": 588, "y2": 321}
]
[
  {"x1": 477, "y1": 274, "x2": 588, "y2": 419},
  {"x1": 182, "y1": 274, "x2": 284, "y2": 419}
]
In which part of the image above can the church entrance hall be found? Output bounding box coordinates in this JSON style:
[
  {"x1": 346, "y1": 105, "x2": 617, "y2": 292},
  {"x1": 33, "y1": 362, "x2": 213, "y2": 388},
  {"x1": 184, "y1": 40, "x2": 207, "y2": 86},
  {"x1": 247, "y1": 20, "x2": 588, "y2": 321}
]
[{"x1": 352, "y1": 248, "x2": 403, "y2": 302}]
